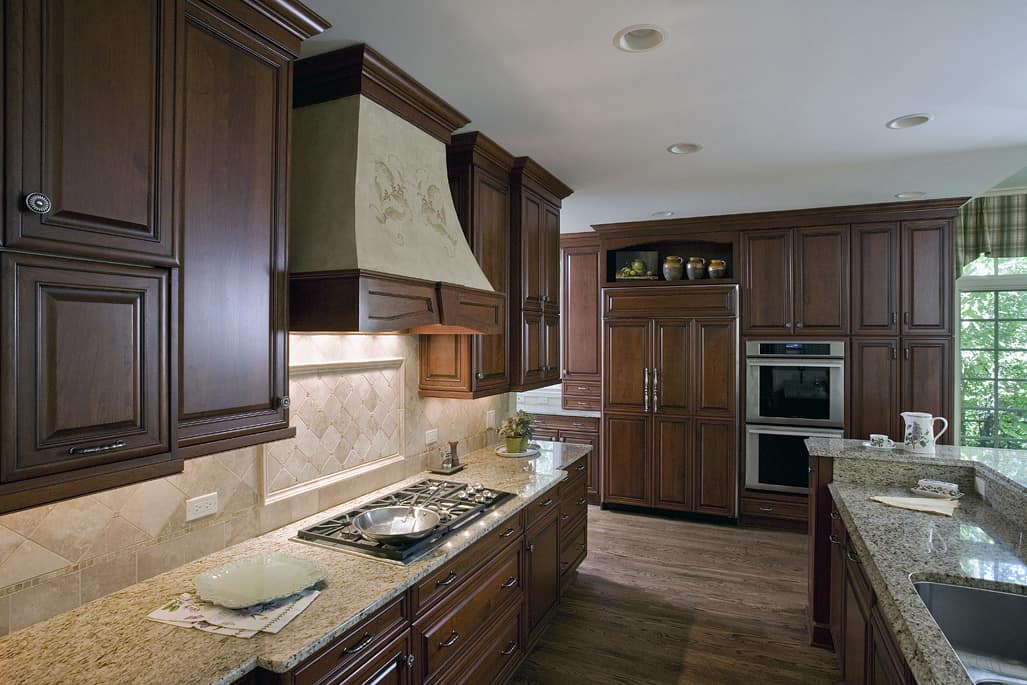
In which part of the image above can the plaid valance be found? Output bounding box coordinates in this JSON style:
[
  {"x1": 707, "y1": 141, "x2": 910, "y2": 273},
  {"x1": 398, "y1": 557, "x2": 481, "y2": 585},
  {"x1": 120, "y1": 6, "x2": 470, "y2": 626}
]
[{"x1": 955, "y1": 193, "x2": 1027, "y2": 275}]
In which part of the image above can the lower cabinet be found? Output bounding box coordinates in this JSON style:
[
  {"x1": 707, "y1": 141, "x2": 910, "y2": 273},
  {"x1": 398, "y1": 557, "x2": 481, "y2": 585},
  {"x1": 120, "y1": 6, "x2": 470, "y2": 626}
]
[
  {"x1": 333, "y1": 630, "x2": 414, "y2": 685},
  {"x1": 524, "y1": 506, "x2": 560, "y2": 640},
  {"x1": 530, "y1": 414, "x2": 600, "y2": 504}
]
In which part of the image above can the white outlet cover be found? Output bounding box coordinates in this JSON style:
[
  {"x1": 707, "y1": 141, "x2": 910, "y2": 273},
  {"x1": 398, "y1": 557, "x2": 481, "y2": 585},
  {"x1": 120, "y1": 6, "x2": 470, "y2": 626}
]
[
  {"x1": 186, "y1": 492, "x2": 218, "y2": 522},
  {"x1": 425, "y1": 428, "x2": 438, "y2": 445},
  {"x1": 486, "y1": 410, "x2": 497, "y2": 429}
]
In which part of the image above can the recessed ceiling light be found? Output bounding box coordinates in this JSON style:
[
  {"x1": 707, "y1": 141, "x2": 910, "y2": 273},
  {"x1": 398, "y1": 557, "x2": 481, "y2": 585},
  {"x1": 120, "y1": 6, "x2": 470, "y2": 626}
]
[
  {"x1": 613, "y1": 24, "x2": 667, "y2": 52},
  {"x1": 667, "y1": 142, "x2": 703, "y2": 155},
  {"x1": 894, "y1": 191, "x2": 927, "y2": 200},
  {"x1": 650, "y1": 211, "x2": 675, "y2": 218},
  {"x1": 885, "y1": 113, "x2": 933, "y2": 130}
]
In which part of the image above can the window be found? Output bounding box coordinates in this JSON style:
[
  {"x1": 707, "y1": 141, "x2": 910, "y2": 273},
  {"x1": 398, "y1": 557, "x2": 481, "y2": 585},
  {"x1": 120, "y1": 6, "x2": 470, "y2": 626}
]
[{"x1": 957, "y1": 256, "x2": 1027, "y2": 449}]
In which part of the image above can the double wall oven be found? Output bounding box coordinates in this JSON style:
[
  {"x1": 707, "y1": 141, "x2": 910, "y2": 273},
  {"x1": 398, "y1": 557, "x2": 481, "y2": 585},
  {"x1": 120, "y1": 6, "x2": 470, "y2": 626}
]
[{"x1": 745, "y1": 341, "x2": 845, "y2": 494}]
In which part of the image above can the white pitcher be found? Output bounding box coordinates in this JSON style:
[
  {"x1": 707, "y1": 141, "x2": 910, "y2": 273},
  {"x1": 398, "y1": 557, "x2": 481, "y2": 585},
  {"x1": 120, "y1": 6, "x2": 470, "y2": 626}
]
[{"x1": 901, "y1": 412, "x2": 948, "y2": 453}]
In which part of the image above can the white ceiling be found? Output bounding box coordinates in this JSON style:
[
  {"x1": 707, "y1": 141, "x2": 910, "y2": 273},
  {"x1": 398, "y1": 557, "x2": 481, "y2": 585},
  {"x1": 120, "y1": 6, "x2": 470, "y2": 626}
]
[{"x1": 301, "y1": 0, "x2": 1027, "y2": 232}]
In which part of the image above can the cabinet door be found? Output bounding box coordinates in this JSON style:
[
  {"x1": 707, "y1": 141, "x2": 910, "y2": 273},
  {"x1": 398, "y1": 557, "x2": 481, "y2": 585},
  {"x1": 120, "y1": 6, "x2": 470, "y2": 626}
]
[
  {"x1": 542, "y1": 202, "x2": 561, "y2": 312},
  {"x1": 518, "y1": 309, "x2": 547, "y2": 388},
  {"x1": 901, "y1": 220, "x2": 952, "y2": 335},
  {"x1": 900, "y1": 338, "x2": 952, "y2": 445},
  {"x1": 742, "y1": 230, "x2": 793, "y2": 333},
  {"x1": 604, "y1": 320, "x2": 651, "y2": 413},
  {"x1": 693, "y1": 419, "x2": 737, "y2": 516},
  {"x1": 602, "y1": 414, "x2": 650, "y2": 506},
  {"x1": 843, "y1": 571, "x2": 870, "y2": 685},
  {"x1": 694, "y1": 319, "x2": 736, "y2": 418},
  {"x1": 559, "y1": 430, "x2": 600, "y2": 503},
  {"x1": 830, "y1": 516, "x2": 847, "y2": 664},
  {"x1": 175, "y1": 5, "x2": 292, "y2": 456},
  {"x1": 653, "y1": 320, "x2": 692, "y2": 417},
  {"x1": 1, "y1": 253, "x2": 177, "y2": 512},
  {"x1": 852, "y1": 223, "x2": 899, "y2": 335},
  {"x1": 562, "y1": 246, "x2": 600, "y2": 380},
  {"x1": 333, "y1": 629, "x2": 412, "y2": 685},
  {"x1": 543, "y1": 312, "x2": 561, "y2": 383},
  {"x1": 795, "y1": 225, "x2": 849, "y2": 333},
  {"x1": 525, "y1": 513, "x2": 560, "y2": 637},
  {"x1": 869, "y1": 610, "x2": 908, "y2": 685},
  {"x1": 850, "y1": 340, "x2": 900, "y2": 441},
  {"x1": 4, "y1": 0, "x2": 176, "y2": 263},
  {"x1": 518, "y1": 190, "x2": 545, "y2": 309},
  {"x1": 470, "y1": 170, "x2": 511, "y2": 393},
  {"x1": 653, "y1": 417, "x2": 693, "y2": 511}
]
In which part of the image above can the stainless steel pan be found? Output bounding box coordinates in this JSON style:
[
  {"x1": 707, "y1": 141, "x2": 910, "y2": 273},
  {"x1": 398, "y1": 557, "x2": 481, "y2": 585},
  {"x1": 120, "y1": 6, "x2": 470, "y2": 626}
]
[{"x1": 352, "y1": 506, "x2": 441, "y2": 544}]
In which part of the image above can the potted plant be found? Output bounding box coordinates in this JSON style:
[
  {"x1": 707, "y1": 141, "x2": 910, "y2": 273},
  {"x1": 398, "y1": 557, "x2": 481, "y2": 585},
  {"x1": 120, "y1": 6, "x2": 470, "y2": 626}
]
[{"x1": 499, "y1": 411, "x2": 533, "y2": 453}]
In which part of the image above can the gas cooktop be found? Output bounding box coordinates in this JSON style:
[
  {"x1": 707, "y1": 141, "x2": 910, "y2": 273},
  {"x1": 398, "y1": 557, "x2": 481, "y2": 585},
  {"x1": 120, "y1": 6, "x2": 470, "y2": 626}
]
[{"x1": 293, "y1": 478, "x2": 515, "y2": 564}]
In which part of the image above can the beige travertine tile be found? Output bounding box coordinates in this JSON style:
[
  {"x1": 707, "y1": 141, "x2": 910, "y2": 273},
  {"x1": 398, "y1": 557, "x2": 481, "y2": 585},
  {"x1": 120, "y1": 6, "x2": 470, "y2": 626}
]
[
  {"x1": 0, "y1": 504, "x2": 53, "y2": 538},
  {"x1": 31, "y1": 497, "x2": 114, "y2": 563},
  {"x1": 118, "y1": 478, "x2": 184, "y2": 538},
  {"x1": 81, "y1": 554, "x2": 137, "y2": 603},
  {"x1": 9, "y1": 572, "x2": 80, "y2": 632},
  {"x1": 0, "y1": 540, "x2": 70, "y2": 588},
  {"x1": 136, "y1": 524, "x2": 226, "y2": 581},
  {"x1": 0, "y1": 526, "x2": 23, "y2": 566},
  {"x1": 258, "y1": 491, "x2": 319, "y2": 535},
  {"x1": 0, "y1": 594, "x2": 9, "y2": 636},
  {"x1": 103, "y1": 516, "x2": 151, "y2": 555},
  {"x1": 224, "y1": 511, "x2": 259, "y2": 548}
]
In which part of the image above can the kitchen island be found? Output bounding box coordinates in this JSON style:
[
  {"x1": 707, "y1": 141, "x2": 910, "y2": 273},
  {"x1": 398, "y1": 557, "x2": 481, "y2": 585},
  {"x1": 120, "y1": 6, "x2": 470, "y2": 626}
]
[
  {"x1": 0, "y1": 441, "x2": 591, "y2": 685},
  {"x1": 807, "y1": 438, "x2": 1027, "y2": 685}
]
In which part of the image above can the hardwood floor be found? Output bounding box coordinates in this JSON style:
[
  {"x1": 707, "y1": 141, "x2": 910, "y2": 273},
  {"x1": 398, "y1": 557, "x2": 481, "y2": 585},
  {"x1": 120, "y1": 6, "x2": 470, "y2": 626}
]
[{"x1": 512, "y1": 508, "x2": 842, "y2": 685}]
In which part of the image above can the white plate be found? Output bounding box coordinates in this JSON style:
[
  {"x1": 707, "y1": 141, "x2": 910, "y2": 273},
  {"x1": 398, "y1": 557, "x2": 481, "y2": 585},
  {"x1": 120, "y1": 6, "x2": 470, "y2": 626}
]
[
  {"x1": 194, "y1": 553, "x2": 326, "y2": 609},
  {"x1": 910, "y1": 487, "x2": 964, "y2": 500},
  {"x1": 495, "y1": 444, "x2": 542, "y2": 458},
  {"x1": 862, "y1": 441, "x2": 896, "y2": 450}
]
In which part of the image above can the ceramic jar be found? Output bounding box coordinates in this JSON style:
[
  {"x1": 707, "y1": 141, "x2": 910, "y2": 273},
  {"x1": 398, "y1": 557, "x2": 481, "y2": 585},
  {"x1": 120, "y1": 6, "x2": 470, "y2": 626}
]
[
  {"x1": 662, "y1": 256, "x2": 684, "y2": 281},
  {"x1": 685, "y1": 257, "x2": 707, "y2": 280},
  {"x1": 708, "y1": 259, "x2": 728, "y2": 279}
]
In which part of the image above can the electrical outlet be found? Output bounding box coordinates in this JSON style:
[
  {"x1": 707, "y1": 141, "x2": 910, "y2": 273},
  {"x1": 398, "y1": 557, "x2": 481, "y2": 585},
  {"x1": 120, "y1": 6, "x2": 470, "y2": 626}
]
[
  {"x1": 425, "y1": 428, "x2": 438, "y2": 445},
  {"x1": 486, "y1": 410, "x2": 497, "y2": 430},
  {"x1": 186, "y1": 492, "x2": 218, "y2": 521}
]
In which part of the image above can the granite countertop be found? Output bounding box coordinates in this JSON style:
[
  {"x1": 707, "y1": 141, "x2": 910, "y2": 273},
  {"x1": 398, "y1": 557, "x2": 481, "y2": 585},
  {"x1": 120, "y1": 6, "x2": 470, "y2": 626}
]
[{"x1": 0, "y1": 441, "x2": 591, "y2": 685}]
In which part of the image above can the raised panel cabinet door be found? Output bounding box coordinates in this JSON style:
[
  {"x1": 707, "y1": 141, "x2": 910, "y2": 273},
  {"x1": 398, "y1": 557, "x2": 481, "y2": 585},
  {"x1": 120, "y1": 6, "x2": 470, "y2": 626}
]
[
  {"x1": 602, "y1": 414, "x2": 650, "y2": 506},
  {"x1": 851, "y1": 223, "x2": 899, "y2": 335},
  {"x1": 742, "y1": 229, "x2": 793, "y2": 333},
  {"x1": 693, "y1": 419, "x2": 737, "y2": 516},
  {"x1": 559, "y1": 430, "x2": 600, "y2": 503},
  {"x1": 901, "y1": 220, "x2": 952, "y2": 335},
  {"x1": 332, "y1": 629, "x2": 412, "y2": 685},
  {"x1": 471, "y1": 170, "x2": 511, "y2": 393},
  {"x1": 653, "y1": 320, "x2": 692, "y2": 417},
  {"x1": 795, "y1": 225, "x2": 850, "y2": 333},
  {"x1": 542, "y1": 202, "x2": 561, "y2": 311},
  {"x1": 604, "y1": 320, "x2": 651, "y2": 413},
  {"x1": 900, "y1": 338, "x2": 952, "y2": 445},
  {"x1": 1, "y1": 253, "x2": 175, "y2": 509},
  {"x1": 4, "y1": 0, "x2": 176, "y2": 263},
  {"x1": 850, "y1": 340, "x2": 900, "y2": 443},
  {"x1": 518, "y1": 190, "x2": 544, "y2": 309},
  {"x1": 418, "y1": 335, "x2": 473, "y2": 395},
  {"x1": 175, "y1": 4, "x2": 292, "y2": 456},
  {"x1": 868, "y1": 610, "x2": 908, "y2": 685},
  {"x1": 543, "y1": 312, "x2": 561, "y2": 382},
  {"x1": 525, "y1": 513, "x2": 560, "y2": 636},
  {"x1": 562, "y1": 246, "x2": 601, "y2": 380},
  {"x1": 830, "y1": 520, "x2": 847, "y2": 663},
  {"x1": 653, "y1": 417, "x2": 693, "y2": 511},
  {"x1": 843, "y1": 572, "x2": 870, "y2": 685},
  {"x1": 519, "y1": 309, "x2": 546, "y2": 387},
  {"x1": 694, "y1": 319, "x2": 737, "y2": 418}
]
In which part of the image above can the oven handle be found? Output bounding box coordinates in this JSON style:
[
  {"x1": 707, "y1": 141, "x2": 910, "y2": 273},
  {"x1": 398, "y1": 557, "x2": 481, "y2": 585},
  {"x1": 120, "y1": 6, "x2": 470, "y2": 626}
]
[
  {"x1": 745, "y1": 358, "x2": 844, "y2": 368},
  {"x1": 745, "y1": 424, "x2": 845, "y2": 438}
]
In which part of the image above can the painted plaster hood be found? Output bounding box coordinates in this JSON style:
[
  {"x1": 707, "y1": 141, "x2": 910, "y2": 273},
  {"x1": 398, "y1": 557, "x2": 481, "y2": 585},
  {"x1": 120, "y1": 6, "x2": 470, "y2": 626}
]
[{"x1": 288, "y1": 44, "x2": 503, "y2": 334}]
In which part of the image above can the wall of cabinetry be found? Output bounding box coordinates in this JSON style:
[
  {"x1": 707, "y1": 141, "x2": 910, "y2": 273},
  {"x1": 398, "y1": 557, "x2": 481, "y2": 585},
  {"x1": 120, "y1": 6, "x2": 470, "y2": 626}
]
[
  {"x1": 560, "y1": 234, "x2": 602, "y2": 412},
  {"x1": 0, "y1": 0, "x2": 328, "y2": 513}
]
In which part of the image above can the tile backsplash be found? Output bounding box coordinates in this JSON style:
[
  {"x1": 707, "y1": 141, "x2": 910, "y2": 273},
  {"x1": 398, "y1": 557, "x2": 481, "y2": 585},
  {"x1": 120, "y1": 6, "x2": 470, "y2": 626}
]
[{"x1": 0, "y1": 333, "x2": 510, "y2": 635}]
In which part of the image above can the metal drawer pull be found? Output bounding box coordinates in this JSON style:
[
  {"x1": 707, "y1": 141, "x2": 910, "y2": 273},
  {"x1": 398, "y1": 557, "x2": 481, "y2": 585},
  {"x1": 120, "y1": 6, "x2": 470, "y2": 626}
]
[
  {"x1": 68, "y1": 440, "x2": 126, "y2": 456},
  {"x1": 342, "y1": 632, "x2": 375, "y2": 655},
  {"x1": 25, "y1": 192, "x2": 52, "y2": 215},
  {"x1": 758, "y1": 506, "x2": 774, "y2": 512},
  {"x1": 829, "y1": 511, "x2": 840, "y2": 520},
  {"x1": 560, "y1": 561, "x2": 569, "y2": 571},
  {"x1": 439, "y1": 631, "x2": 460, "y2": 648},
  {"x1": 579, "y1": 543, "x2": 586, "y2": 550},
  {"x1": 577, "y1": 498, "x2": 587, "y2": 506},
  {"x1": 435, "y1": 571, "x2": 458, "y2": 587},
  {"x1": 828, "y1": 534, "x2": 842, "y2": 545},
  {"x1": 540, "y1": 498, "x2": 554, "y2": 507},
  {"x1": 846, "y1": 549, "x2": 861, "y2": 564},
  {"x1": 576, "y1": 463, "x2": 586, "y2": 471},
  {"x1": 500, "y1": 641, "x2": 518, "y2": 656},
  {"x1": 577, "y1": 386, "x2": 589, "y2": 392},
  {"x1": 405, "y1": 654, "x2": 415, "y2": 668},
  {"x1": 527, "y1": 543, "x2": 535, "y2": 553},
  {"x1": 500, "y1": 576, "x2": 517, "y2": 589},
  {"x1": 499, "y1": 527, "x2": 516, "y2": 538},
  {"x1": 561, "y1": 513, "x2": 570, "y2": 521},
  {"x1": 573, "y1": 421, "x2": 585, "y2": 427}
]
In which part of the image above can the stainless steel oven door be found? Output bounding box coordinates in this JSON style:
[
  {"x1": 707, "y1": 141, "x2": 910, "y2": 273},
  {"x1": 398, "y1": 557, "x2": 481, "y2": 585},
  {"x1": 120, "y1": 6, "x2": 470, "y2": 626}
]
[
  {"x1": 745, "y1": 358, "x2": 844, "y2": 428},
  {"x1": 745, "y1": 425, "x2": 845, "y2": 494}
]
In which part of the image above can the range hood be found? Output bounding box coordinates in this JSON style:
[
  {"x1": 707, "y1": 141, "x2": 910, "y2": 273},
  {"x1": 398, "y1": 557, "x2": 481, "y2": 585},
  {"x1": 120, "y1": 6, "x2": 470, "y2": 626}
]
[{"x1": 288, "y1": 45, "x2": 504, "y2": 335}]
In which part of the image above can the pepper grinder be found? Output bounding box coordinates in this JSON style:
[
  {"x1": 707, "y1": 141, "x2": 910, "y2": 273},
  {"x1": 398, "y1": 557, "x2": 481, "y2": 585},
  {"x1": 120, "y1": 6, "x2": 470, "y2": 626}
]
[
  {"x1": 448, "y1": 441, "x2": 460, "y2": 468},
  {"x1": 430, "y1": 440, "x2": 465, "y2": 475}
]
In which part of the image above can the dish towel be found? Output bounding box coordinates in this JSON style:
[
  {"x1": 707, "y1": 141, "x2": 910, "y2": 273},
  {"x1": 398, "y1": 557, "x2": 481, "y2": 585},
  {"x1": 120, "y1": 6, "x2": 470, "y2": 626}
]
[
  {"x1": 146, "y1": 589, "x2": 320, "y2": 638},
  {"x1": 869, "y1": 496, "x2": 960, "y2": 517}
]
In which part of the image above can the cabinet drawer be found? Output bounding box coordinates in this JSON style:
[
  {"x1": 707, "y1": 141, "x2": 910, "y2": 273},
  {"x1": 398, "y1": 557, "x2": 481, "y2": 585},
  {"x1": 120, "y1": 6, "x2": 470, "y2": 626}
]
[
  {"x1": 740, "y1": 495, "x2": 808, "y2": 521},
  {"x1": 562, "y1": 380, "x2": 600, "y2": 398},
  {"x1": 561, "y1": 395, "x2": 601, "y2": 412},
  {"x1": 565, "y1": 456, "x2": 590, "y2": 479},
  {"x1": 414, "y1": 544, "x2": 522, "y2": 682},
  {"x1": 559, "y1": 517, "x2": 587, "y2": 579},
  {"x1": 447, "y1": 599, "x2": 522, "y2": 685},
  {"x1": 293, "y1": 597, "x2": 407, "y2": 685},
  {"x1": 525, "y1": 486, "x2": 560, "y2": 530},
  {"x1": 559, "y1": 473, "x2": 588, "y2": 525},
  {"x1": 604, "y1": 285, "x2": 737, "y2": 319},
  {"x1": 410, "y1": 512, "x2": 523, "y2": 616},
  {"x1": 532, "y1": 414, "x2": 598, "y2": 432}
]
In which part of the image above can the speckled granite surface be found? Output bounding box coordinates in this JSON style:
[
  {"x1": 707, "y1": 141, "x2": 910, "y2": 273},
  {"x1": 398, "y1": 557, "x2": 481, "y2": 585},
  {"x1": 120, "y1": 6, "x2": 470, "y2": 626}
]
[
  {"x1": 0, "y1": 441, "x2": 590, "y2": 685},
  {"x1": 812, "y1": 439, "x2": 1027, "y2": 685}
]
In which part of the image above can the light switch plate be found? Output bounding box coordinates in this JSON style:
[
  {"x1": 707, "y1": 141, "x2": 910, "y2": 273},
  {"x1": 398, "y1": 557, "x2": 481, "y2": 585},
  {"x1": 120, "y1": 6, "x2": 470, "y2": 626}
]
[
  {"x1": 425, "y1": 428, "x2": 438, "y2": 445},
  {"x1": 186, "y1": 492, "x2": 218, "y2": 521},
  {"x1": 486, "y1": 410, "x2": 497, "y2": 429}
]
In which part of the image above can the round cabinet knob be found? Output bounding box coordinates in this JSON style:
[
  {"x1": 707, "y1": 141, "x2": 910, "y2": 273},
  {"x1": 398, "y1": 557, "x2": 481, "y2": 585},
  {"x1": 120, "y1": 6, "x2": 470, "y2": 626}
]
[
  {"x1": 278, "y1": 396, "x2": 291, "y2": 409},
  {"x1": 405, "y1": 654, "x2": 415, "y2": 668},
  {"x1": 25, "y1": 192, "x2": 52, "y2": 215},
  {"x1": 795, "y1": 322, "x2": 804, "y2": 328},
  {"x1": 784, "y1": 322, "x2": 793, "y2": 329},
  {"x1": 475, "y1": 372, "x2": 485, "y2": 380}
]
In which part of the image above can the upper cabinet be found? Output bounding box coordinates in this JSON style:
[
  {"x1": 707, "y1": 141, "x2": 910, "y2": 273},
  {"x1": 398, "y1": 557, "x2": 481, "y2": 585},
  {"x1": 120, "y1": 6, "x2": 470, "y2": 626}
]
[
  {"x1": 3, "y1": 0, "x2": 177, "y2": 264},
  {"x1": 510, "y1": 158, "x2": 572, "y2": 391},
  {"x1": 420, "y1": 133, "x2": 514, "y2": 399},
  {"x1": 851, "y1": 223, "x2": 900, "y2": 335},
  {"x1": 741, "y1": 225, "x2": 850, "y2": 335},
  {"x1": 560, "y1": 234, "x2": 601, "y2": 411}
]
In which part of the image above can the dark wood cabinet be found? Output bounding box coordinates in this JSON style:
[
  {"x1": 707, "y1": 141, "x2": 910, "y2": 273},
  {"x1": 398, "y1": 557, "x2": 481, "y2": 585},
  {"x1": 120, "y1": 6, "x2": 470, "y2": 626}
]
[
  {"x1": 510, "y1": 158, "x2": 572, "y2": 391},
  {"x1": 741, "y1": 225, "x2": 849, "y2": 334},
  {"x1": 561, "y1": 235, "x2": 601, "y2": 410},
  {"x1": 851, "y1": 223, "x2": 900, "y2": 335},
  {"x1": 602, "y1": 413, "x2": 650, "y2": 506},
  {"x1": 335, "y1": 630, "x2": 413, "y2": 685},
  {"x1": 524, "y1": 510, "x2": 560, "y2": 638},
  {"x1": 843, "y1": 559, "x2": 870, "y2": 685},
  {"x1": 693, "y1": 319, "x2": 736, "y2": 417},
  {"x1": 693, "y1": 419, "x2": 737, "y2": 516},
  {"x1": 604, "y1": 319, "x2": 650, "y2": 413},
  {"x1": 3, "y1": 0, "x2": 177, "y2": 265},
  {"x1": 174, "y1": 1, "x2": 299, "y2": 457},
  {"x1": 653, "y1": 416, "x2": 693, "y2": 511},
  {"x1": 420, "y1": 132, "x2": 513, "y2": 399},
  {"x1": 901, "y1": 220, "x2": 952, "y2": 336},
  {"x1": 531, "y1": 415, "x2": 601, "y2": 504},
  {"x1": 654, "y1": 319, "x2": 694, "y2": 417},
  {"x1": 900, "y1": 338, "x2": 952, "y2": 444},
  {"x1": 0, "y1": 253, "x2": 180, "y2": 513}
]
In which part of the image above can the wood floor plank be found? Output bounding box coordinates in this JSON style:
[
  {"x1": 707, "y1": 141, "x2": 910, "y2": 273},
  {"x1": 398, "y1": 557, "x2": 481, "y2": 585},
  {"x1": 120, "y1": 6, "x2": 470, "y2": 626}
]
[{"x1": 511, "y1": 508, "x2": 842, "y2": 685}]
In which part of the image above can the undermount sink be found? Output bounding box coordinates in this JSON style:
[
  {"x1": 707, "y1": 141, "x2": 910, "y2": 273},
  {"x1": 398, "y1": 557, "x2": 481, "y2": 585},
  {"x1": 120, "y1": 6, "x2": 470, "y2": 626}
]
[{"x1": 914, "y1": 581, "x2": 1027, "y2": 685}]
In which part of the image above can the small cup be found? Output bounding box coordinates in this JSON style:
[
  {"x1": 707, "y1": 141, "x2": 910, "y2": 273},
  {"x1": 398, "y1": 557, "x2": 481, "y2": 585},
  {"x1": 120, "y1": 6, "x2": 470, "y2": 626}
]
[{"x1": 869, "y1": 434, "x2": 894, "y2": 448}]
